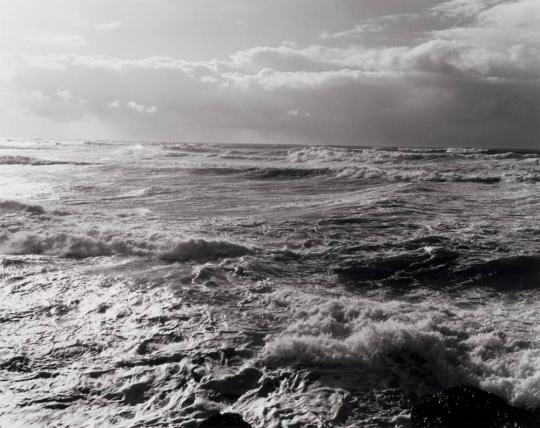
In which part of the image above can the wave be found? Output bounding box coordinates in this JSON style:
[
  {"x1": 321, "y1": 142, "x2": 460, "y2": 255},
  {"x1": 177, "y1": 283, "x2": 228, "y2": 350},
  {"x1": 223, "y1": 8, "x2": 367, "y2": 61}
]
[
  {"x1": 159, "y1": 238, "x2": 252, "y2": 262},
  {"x1": 288, "y1": 146, "x2": 540, "y2": 164},
  {"x1": 335, "y1": 166, "x2": 503, "y2": 183},
  {"x1": 335, "y1": 248, "x2": 540, "y2": 290},
  {"x1": 334, "y1": 246, "x2": 460, "y2": 285},
  {"x1": 2, "y1": 231, "x2": 252, "y2": 262},
  {"x1": 260, "y1": 295, "x2": 540, "y2": 406},
  {"x1": 113, "y1": 186, "x2": 174, "y2": 198},
  {"x1": 240, "y1": 167, "x2": 329, "y2": 180},
  {"x1": 0, "y1": 156, "x2": 88, "y2": 166},
  {"x1": 190, "y1": 164, "x2": 536, "y2": 183},
  {"x1": 4, "y1": 232, "x2": 153, "y2": 258},
  {"x1": 190, "y1": 166, "x2": 329, "y2": 180},
  {"x1": 261, "y1": 298, "x2": 472, "y2": 395},
  {"x1": 0, "y1": 200, "x2": 45, "y2": 215},
  {"x1": 458, "y1": 254, "x2": 540, "y2": 289}
]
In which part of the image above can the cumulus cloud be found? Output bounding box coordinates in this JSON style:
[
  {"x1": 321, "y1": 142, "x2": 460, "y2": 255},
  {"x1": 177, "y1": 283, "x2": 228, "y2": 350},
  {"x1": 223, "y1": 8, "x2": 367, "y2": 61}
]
[
  {"x1": 107, "y1": 100, "x2": 121, "y2": 108},
  {"x1": 126, "y1": 101, "x2": 157, "y2": 115}
]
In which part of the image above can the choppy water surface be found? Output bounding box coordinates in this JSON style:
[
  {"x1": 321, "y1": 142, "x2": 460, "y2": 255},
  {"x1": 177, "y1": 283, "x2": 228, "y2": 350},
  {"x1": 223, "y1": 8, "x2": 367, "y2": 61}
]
[{"x1": 0, "y1": 139, "x2": 539, "y2": 427}]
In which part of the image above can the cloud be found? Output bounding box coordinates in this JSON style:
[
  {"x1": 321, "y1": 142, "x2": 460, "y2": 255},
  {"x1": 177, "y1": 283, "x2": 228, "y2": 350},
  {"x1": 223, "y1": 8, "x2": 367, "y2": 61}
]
[
  {"x1": 28, "y1": 90, "x2": 51, "y2": 102},
  {"x1": 0, "y1": 0, "x2": 538, "y2": 147},
  {"x1": 430, "y1": 0, "x2": 504, "y2": 19},
  {"x1": 126, "y1": 101, "x2": 157, "y2": 115},
  {"x1": 56, "y1": 89, "x2": 74, "y2": 101},
  {"x1": 320, "y1": 14, "x2": 415, "y2": 40},
  {"x1": 95, "y1": 21, "x2": 121, "y2": 31},
  {"x1": 107, "y1": 100, "x2": 121, "y2": 108},
  {"x1": 22, "y1": 32, "x2": 87, "y2": 50}
]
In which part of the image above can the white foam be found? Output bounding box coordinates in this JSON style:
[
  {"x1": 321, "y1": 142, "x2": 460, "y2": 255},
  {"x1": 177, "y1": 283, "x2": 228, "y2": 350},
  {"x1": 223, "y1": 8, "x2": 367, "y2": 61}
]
[{"x1": 261, "y1": 294, "x2": 540, "y2": 404}]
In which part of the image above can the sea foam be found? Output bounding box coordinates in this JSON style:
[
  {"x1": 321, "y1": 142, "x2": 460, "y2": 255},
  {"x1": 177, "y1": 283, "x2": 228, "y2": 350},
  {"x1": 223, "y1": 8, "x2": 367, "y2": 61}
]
[{"x1": 4, "y1": 231, "x2": 252, "y2": 262}]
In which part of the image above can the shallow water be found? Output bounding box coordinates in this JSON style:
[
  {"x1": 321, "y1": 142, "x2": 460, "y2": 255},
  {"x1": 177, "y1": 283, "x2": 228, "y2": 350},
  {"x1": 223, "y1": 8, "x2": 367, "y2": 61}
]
[{"x1": 0, "y1": 139, "x2": 539, "y2": 427}]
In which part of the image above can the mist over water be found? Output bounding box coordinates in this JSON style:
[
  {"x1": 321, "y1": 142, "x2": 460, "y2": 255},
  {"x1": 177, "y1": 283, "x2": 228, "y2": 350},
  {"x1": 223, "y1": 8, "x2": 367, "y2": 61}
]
[{"x1": 0, "y1": 139, "x2": 539, "y2": 427}]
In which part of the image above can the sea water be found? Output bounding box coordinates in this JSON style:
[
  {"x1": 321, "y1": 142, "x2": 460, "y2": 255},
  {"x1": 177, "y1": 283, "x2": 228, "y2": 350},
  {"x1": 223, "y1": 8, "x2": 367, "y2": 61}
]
[{"x1": 0, "y1": 139, "x2": 539, "y2": 427}]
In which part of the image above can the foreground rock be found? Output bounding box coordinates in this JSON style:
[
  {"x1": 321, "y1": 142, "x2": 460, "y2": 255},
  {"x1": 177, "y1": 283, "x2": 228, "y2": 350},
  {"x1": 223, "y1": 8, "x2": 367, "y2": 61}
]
[
  {"x1": 198, "y1": 413, "x2": 252, "y2": 428},
  {"x1": 411, "y1": 385, "x2": 538, "y2": 428}
]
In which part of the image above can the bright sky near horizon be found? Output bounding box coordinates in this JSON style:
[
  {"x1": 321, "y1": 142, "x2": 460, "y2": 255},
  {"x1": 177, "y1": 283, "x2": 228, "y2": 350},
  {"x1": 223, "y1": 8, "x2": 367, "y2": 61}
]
[{"x1": 0, "y1": 0, "x2": 538, "y2": 147}]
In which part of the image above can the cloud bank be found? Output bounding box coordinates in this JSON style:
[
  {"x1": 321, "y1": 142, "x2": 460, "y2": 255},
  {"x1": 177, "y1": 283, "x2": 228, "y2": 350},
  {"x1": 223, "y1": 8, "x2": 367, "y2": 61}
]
[{"x1": 0, "y1": 0, "x2": 538, "y2": 147}]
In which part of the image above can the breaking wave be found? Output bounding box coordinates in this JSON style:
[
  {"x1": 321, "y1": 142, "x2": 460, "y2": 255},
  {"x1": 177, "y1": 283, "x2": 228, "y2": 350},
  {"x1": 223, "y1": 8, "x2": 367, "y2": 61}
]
[
  {"x1": 2, "y1": 231, "x2": 252, "y2": 262},
  {"x1": 4, "y1": 232, "x2": 153, "y2": 258},
  {"x1": 0, "y1": 156, "x2": 88, "y2": 166},
  {"x1": 0, "y1": 200, "x2": 45, "y2": 215},
  {"x1": 189, "y1": 164, "x2": 538, "y2": 183},
  {"x1": 287, "y1": 146, "x2": 540, "y2": 164},
  {"x1": 261, "y1": 296, "x2": 540, "y2": 405}
]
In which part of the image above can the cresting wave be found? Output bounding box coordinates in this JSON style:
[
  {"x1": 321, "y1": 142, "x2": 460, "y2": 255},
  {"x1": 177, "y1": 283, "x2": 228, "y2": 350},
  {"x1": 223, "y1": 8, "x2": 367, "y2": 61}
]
[
  {"x1": 0, "y1": 200, "x2": 46, "y2": 215},
  {"x1": 260, "y1": 295, "x2": 540, "y2": 407},
  {"x1": 287, "y1": 145, "x2": 540, "y2": 164},
  {"x1": 1, "y1": 231, "x2": 253, "y2": 262},
  {"x1": 0, "y1": 155, "x2": 89, "y2": 166},
  {"x1": 188, "y1": 164, "x2": 540, "y2": 183}
]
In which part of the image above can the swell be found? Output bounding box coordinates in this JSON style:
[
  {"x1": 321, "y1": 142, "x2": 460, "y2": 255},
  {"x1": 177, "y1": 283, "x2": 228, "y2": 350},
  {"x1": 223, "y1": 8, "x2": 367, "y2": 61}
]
[
  {"x1": 287, "y1": 145, "x2": 540, "y2": 164},
  {"x1": 189, "y1": 165, "x2": 539, "y2": 183},
  {"x1": 189, "y1": 166, "x2": 330, "y2": 180},
  {"x1": 335, "y1": 248, "x2": 540, "y2": 290}
]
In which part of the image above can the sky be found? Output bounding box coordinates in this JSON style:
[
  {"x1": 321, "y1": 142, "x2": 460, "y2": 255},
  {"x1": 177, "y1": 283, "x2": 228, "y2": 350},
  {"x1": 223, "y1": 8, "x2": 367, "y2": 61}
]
[{"x1": 0, "y1": 0, "x2": 538, "y2": 148}]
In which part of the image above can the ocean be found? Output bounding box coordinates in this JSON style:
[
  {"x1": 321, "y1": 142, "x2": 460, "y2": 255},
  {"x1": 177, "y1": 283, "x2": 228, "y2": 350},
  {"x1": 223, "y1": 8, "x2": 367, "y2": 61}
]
[{"x1": 0, "y1": 139, "x2": 539, "y2": 427}]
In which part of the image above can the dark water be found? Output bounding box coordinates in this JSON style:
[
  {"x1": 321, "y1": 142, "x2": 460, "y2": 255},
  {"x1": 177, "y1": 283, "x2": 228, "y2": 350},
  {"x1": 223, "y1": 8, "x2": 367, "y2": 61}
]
[{"x1": 0, "y1": 140, "x2": 539, "y2": 427}]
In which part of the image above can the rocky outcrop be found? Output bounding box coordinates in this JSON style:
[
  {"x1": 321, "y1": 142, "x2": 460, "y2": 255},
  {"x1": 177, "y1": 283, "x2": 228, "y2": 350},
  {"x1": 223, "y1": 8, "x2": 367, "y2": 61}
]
[
  {"x1": 198, "y1": 413, "x2": 252, "y2": 428},
  {"x1": 411, "y1": 385, "x2": 538, "y2": 428}
]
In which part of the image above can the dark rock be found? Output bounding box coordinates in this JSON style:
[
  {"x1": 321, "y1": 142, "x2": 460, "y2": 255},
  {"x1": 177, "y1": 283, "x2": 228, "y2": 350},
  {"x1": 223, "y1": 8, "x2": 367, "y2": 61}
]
[
  {"x1": 198, "y1": 413, "x2": 252, "y2": 428},
  {"x1": 411, "y1": 385, "x2": 539, "y2": 428}
]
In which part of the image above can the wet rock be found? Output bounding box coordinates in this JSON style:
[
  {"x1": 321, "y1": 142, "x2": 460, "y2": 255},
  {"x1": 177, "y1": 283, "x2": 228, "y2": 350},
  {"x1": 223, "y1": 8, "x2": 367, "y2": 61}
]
[
  {"x1": 411, "y1": 385, "x2": 539, "y2": 428},
  {"x1": 198, "y1": 413, "x2": 252, "y2": 428}
]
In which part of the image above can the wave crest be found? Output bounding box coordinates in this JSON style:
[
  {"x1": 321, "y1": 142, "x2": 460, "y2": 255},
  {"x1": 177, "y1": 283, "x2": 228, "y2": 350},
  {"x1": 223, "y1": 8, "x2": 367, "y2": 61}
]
[
  {"x1": 262, "y1": 299, "x2": 470, "y2": 393},
  {"x1": 0, "y1": 200, "x2": 45, "y2": 215},
  {"x1": 3, "y1": 231, "x2": 252, "y2": 262},
  {"x1": 0, "y1": 156, "x2": 87, "y2": 166}
]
